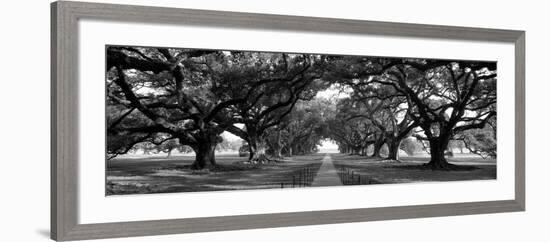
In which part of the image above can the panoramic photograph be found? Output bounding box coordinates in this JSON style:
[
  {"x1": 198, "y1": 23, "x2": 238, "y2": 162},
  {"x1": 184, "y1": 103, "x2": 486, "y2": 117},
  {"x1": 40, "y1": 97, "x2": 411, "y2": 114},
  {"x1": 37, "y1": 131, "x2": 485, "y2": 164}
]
[{"x1": 105, "y1": 45, "x2": 497, "y2": 195}]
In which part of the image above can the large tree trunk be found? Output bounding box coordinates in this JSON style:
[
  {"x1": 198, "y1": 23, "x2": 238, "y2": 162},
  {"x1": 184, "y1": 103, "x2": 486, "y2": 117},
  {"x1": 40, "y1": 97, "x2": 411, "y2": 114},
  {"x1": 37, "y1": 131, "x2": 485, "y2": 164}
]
[
  {"x1": 425, "y1": 135, "x2": 455, "y2": 170},
  {"x1": 273, "y1": 130, "x2": 283, "y2": 159},
  {"x1": 249, "y1": 136, "x2": 270, "y2": 163},
  {"x1": 248, "y1": 143, "x2": 254, "y2": 161},
  {"x1": 245, "y1": 124, "x2": 270, "y2": 163},
  {"x1": 386, "y1": 139, "x2": 401, "y2": 161},
  {"x1": 191, "y1": 141, "x2": 217, "y2": 170},
  {"x1": 250, "y1": 141, "x2": 269, "y2": 163},
  {"x1": 351, "y1": 147, "x2": 361, "y2": 155},
  {"x1": 274, "y1": 146, "x2": 283, "y2": 159},
  {"x1": 372, "y1": 140, "x2": 383, "y2": 158},
  {"x1": 166, "y1": 148, "x2": 173, "y2": 158}
]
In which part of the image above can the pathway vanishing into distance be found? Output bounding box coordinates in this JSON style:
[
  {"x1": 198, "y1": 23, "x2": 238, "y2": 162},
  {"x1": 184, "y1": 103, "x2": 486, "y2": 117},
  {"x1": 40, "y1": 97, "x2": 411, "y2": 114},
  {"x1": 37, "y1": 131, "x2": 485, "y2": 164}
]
[{"x1": 311, "y1": 153, "x2": 343, "y2": 187}]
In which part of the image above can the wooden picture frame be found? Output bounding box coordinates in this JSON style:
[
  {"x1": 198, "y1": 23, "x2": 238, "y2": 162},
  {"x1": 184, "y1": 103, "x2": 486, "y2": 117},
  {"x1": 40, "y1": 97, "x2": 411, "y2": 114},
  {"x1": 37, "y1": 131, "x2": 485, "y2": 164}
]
[{"x1": 51, "y1": 1, "x2": 525, "y2": 240}]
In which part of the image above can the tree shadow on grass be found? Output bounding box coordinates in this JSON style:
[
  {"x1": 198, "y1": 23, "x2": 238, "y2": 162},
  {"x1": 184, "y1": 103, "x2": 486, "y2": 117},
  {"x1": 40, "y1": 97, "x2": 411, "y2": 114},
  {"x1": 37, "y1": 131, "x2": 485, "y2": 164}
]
[
  {"x1": 387, "y1": 164, "x2": 481, "y2": 171},
  {"x1": 172, "y1": 163, "x2": 262, "y2": 172},
  {"x1": 107, "y1": 155, "x2": 325, "y2": 195}
]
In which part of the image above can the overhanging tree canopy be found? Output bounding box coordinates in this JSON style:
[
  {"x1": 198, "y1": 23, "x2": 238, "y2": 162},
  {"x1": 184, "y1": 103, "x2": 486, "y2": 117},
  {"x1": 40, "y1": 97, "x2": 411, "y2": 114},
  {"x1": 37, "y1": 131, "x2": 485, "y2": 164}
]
[{"x1": 106, "y1": 46, "x2": 497, "y2": 170}]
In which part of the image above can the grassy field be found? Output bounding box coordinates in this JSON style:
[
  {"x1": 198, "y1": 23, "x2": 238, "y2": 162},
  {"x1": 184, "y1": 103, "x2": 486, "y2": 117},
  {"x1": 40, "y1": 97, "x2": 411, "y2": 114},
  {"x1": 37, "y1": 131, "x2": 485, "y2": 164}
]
[
  {"x1": 331, "y1": 153, "x2": 496, "y2": 184},
  {"x1": 107, "y1": 153, "x2": 324, "y2": 195},
  {"x1": 106, "y1": 152, "x2": 496, "y2": 195}
]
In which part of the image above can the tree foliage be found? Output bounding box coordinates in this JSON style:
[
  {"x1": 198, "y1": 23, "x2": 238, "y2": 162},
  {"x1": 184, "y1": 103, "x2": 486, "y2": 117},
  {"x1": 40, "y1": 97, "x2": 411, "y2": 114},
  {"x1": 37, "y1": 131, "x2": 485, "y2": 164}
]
[{"x1": 106, "y1": 46, "x2": 497, "y2": 170}]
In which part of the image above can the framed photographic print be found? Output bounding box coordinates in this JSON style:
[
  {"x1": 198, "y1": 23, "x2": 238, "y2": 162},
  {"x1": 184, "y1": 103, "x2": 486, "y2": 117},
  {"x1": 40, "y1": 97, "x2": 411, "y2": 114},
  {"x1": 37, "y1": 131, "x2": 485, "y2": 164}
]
[{"x1": 51, "y1": 1, "x2": 525, "y2": 241}]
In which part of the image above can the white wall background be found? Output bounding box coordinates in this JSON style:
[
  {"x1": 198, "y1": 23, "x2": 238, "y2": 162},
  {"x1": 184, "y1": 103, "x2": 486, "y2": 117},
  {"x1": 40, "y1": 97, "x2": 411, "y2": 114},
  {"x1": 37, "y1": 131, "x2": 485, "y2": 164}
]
[{"x1": 0, "y1": 0, "x2": 547, "y2": 241}]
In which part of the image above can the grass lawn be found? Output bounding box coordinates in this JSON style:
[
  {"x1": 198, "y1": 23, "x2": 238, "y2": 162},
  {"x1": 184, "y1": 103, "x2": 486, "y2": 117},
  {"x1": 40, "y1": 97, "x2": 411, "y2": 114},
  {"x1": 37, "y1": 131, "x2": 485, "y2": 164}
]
[
  {"x1": 331, "y1": 153, "x2": 496, "y2": 184},
  {"x1": 106, "y1": 152, "x2": 496, "y2": 195},
  {"x1": 106, "y1": 153, "x2": 324, "y2": 195}
]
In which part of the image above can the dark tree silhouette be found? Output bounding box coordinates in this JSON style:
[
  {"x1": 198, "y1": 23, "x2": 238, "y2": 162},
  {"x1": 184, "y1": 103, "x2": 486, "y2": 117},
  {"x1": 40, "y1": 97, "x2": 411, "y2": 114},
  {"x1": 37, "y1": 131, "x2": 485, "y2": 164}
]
[
  {"x1": 326, "y1": 57, "x2": 496, "y2": 168},
  {"x1": 106, "y1": 46, "x2": 496, "y2": 171},
  {"x1": 455, "y1": 117, "x2": 497, "y2": 159},
  {"x1": 106, "y1": 47, "x2": 228, "y2": 169},
  {"x1": 273, "y1": 99, "x2": 330, "y2": 157},
  {"x1": 106, "y1": 47, "x2": 321, "y2": 169},
  {"x1": 327, "y1": 98, "x2": 376, "y2": 156},
  {"x1": 217, "y1": 53, "x2": 326, "y2": 163},
  {"x1": 347, "y1": 87, "x2": 418, "y2": 161},
  {"x1": 374, "y1": 61, "x2": 497, "y2": 169}
]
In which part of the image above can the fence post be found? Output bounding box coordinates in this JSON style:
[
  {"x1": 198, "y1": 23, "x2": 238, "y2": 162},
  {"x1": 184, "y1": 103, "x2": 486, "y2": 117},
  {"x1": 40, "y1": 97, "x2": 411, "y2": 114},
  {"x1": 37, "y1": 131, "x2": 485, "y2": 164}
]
[
  {"x1": 342, "y1": 169, "x2": 345, "y2": 184},
  {"x1": 307, "y1": 167, "x2": 310, "y2": 184},
  {"x1": 302, "y1": 169, "x2": 305, "y2": 186},
  {"x1": 309, "y1": 167, "x2": 311, "y2": 184},
  {"x1": 343, "y1": 169, "x2": 346, "y2": 185}
]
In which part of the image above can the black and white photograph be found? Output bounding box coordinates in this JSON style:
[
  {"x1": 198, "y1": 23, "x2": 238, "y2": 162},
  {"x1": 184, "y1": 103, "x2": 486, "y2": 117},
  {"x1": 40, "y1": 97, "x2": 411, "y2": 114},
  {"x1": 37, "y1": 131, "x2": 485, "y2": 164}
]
[{"x1": 106, "y1": 45, "x2": 497, "y2": 195}]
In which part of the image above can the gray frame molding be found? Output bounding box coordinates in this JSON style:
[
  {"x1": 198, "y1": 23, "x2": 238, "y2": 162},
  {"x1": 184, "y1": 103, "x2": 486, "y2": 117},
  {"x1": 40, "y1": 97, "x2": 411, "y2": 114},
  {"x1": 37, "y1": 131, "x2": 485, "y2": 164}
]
[{"x1": 51, "y1": 1, "x2": 525, "y2": 241}]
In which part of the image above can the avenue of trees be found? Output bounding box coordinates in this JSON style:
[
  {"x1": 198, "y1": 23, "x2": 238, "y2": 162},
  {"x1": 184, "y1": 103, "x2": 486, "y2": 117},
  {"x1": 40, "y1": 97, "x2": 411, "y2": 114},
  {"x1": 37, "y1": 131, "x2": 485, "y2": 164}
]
[{"x1": 106, "y1": 46, "x2": 497, "y2": 170}]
